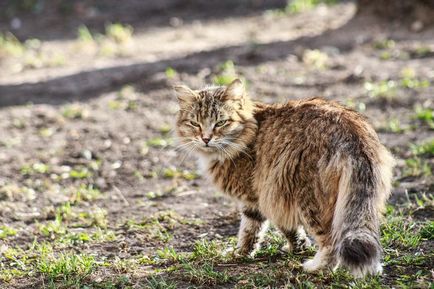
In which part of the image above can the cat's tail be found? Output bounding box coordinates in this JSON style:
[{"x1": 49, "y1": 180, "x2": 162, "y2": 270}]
[{"x1": 332, "y1": 145, "x2": 394, "y2": 277}]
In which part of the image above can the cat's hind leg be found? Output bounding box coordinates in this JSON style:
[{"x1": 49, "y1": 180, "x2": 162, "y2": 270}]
[
  {"x1": 302, "y1": 244, "x2": 333, "y2": 272},
  {"x1": 279, "y1": 226, "x2": 311, "y2": 253},
  {"x1": 237, "y1": 206, "x2": 269, "y2": 256}
]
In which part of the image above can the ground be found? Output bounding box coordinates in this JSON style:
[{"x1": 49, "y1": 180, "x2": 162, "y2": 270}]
[{"x1": 0, "y1": 1, "x2": 433, "y2": 288}]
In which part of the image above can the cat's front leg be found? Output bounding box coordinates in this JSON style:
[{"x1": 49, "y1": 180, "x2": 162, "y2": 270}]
[{"x1": 237, "y1": 206, "x2": 268, "y2": 256}]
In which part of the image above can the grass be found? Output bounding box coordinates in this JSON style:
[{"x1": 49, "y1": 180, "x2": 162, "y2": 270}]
[
  {"x1": 37, "y1": 252, "x2": 98, "y2": 287},
  {"x1": 414, "y1": 105, "x2": 434, "y2": 129},
  {"x1": 403, "y1": 158, "x2": 431, "y2": 177},
  {"x1": 402, "y1": 139, "x2": 433, "y2": 178},
  {"x1": 0, "y1": 203, "x2": 431, "y2": 288},
  {"x1": 165, "y1": 67, "x2": 178, "y2": 79},
  {"x1": 364, "y1": 68, "x2": 430, "y2": 102},
  {"x1": 0, "y1": 32, "x2": 25, "y2": 57},
  {"x1": 302, "y1": 49, "x2": 329, "y2": 69},
  {"x1": 0, "y1": 225, "x2": 17, "y2": 239},
  {"x1": 76, "y1": 23, "x2": 134, "y2": 57},
  {"x1": 275, "y1": 0, "x2": 338, "y2": 14},
  {"x1": 410, "y1": 139, "x2": 434, "y2": 157},
  {"x1": 212, "y1": 60, "x2": 243, "y2": 86},
  {"x1": 364, "y1": 80, "x2": 397, "y2": 101}
]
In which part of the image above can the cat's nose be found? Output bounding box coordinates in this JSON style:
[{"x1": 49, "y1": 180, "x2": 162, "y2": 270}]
[{"x1": 202, "y1": 137, "x2": 211, "y2": 144}]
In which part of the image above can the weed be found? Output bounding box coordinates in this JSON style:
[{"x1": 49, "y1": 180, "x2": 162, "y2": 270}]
[
  {"x1": 0, "y1": 225, "x2": 17, "y2": 239},
  {"x1": 386, "y1": 118, "x2": 408, "y2": 133},
  {"x1": 213, "y1": 60, "x2": 243, "y2": 86},
  {"x1": 403, "y1": 157, "x2": 431, "y2": 177},
  {"x1": 182, "y1": 262, "x2": 232, "y2": 285},
  {"x1": 165, "y1": 67, "x2": 177, "y2": 79},
  {"x1": 285, "y1": 0, "x2": 337, "y2": 14},
  {"x1": 0, "y1": 32, "x2": 24, "y2": 57},
  {"x1": 410, "y1": 139, "x2": 434, "y2": 157},
  {"x1": 373, "y1": 39, "x2": 395, "y2": 50},
  {"x1": 419, "y1": 221, "x2": 434, "y2": 240},
  {"x1": 37, "y1": 253, "x2": 98, "y2": 285},
  {"x1": 302, "y1": 49, "x2": 329, "y2": 69},
  {"x1": 381, "y1": 216, "x2": 421, "y2": 249},
  {"x1": 69, "y1": 184, "x2": 101, "y2": 203},
  {"x1": 62, "y1": 104, "x2": 88, "y2": 119},
  {"x1": 69, "y1": 166, "x2": 92, "y2": 179},
  {"x1": 147, "y1": 137, "x2": 173, "y2": 148},
  {"x1": 364, "y1": 80, "x2": 397, "y2": 101},
  {"x1": 147, "y1": 275, "x2": 177, "y2": 289},
  {"x1": 400, "y1": 68, "x2": 430, "y2": 89},
  {"x1": 77, "y1": 25, "x2": 94, "y2": 43},
  {"x1": 105, "y1": 23, "x2": 133, "y2": 44},
  {"x1": 21, "y1": 162, "x2": 50, "y2": 175},
  {"x1": 162, "y1": 167, "x2": 199, "y2": 180},
  {"x1": 414, "y1": 105, "x2": 434, "y2": 128},
  {"x1": 38, "y1": 215, "x2": 66, "y2": 237}
]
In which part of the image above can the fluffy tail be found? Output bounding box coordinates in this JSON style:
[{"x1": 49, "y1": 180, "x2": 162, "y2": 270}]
[{"x1": 332, "y1": 146, "x2": 394, "y2": 277}]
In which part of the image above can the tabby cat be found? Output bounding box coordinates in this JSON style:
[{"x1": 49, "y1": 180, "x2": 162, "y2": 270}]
[{"x1": 174, "y1": 79, "x2": 394, "y2": 277}]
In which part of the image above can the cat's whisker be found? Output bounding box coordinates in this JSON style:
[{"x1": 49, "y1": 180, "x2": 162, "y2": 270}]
[
  {"x1": 177, "y1": 144, "x2": 198, "y2": 167},
  {"x1": 219, "y1": 140, "x2": 254, "y2": 161}
]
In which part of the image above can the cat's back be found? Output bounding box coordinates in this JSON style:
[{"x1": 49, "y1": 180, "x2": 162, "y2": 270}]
[
  {"x1": 253, "y1": 98, "x2": 381, "y2": 176},
  {"x1": 254, "y1": 97, "x2": 377, "y2": 144}
]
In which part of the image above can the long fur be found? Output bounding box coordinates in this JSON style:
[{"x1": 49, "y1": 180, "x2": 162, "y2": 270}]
[{"x1": 174, "y1": 80, "x2": 395, "y2": 277}]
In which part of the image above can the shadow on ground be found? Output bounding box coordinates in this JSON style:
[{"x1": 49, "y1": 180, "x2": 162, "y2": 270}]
[{"x1": 1, "y1": 14, "x2": 423, "y2": 107}]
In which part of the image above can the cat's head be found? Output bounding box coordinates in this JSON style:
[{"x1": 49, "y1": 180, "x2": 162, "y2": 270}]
[{"x1": 174, "y1": 79, "x2": 257, "y2": 160}]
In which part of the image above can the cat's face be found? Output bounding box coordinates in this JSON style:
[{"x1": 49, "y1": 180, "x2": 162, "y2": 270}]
[{"x1": 175, "y1": 79, "x2": 256, "y2": 159}]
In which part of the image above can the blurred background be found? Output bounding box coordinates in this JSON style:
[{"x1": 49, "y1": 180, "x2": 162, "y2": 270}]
[{"x1": 0, "y1": 0, "x2": 433, "y2": 288}]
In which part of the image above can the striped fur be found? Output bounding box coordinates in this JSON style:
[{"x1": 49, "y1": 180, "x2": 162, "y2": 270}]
[{"x1": 174, "y1": 79, "x2": 394, "y2": 277}]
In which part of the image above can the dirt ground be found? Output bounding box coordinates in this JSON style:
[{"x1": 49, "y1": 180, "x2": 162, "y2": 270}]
[{"x1": 0, "y1": 1, "x2": 433, "y2": 288}]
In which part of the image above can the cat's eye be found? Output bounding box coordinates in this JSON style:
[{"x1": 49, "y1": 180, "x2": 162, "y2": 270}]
[
  {"x1": 189, "y1": 121, "x2": 200, "y2": 127},
  {"x1": 215, "y1": 120, "x2": 227, "y2": 127}
]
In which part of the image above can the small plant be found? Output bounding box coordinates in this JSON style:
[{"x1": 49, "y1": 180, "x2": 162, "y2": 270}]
[
  {"x1": 410, "y1": 139, "x2": 434, "y2": 157},
  {"x1": 20, "y1": 162, "x2": 50, "y2": 175},
  {"x1": 62, "y1": 104, "x2": 88, "y2": 119},
  {"x1": 147, "y1": 276, "x2": 177, "y2": 289},
  {"x1": 38, "y1": 215, "x2": 66, "y2": 237},
  {"x1": 70, "y1": 184, "x2": 101, "y2": 203},
  {"x1": 387, "y1": 118, "x2": 405, "y2": 133},
  {"x1": 404, "y1": 157, "x2": 432, "y2": 177},
  {"x1": 419, "y1": 221, "x2": 434, "y2": 240},
  {"x1": 165, "y1": 67, "x2": 177, "y2": 79},
  {"x1": 381, "y1": 216, "x2": 422, "y2": 248},
  {"x1": 0, "y1": 225, "x2": 17, "y2": 239},
  {"x1": 161, "y1": 167, "x2": 199, "y2": 180},
  {"x1": 105, "y1": 23, "x2": 133, "y2": 44},
  {"x1": 364, "y1": 80, "x2": 397, "y2": 101},
  {"x1": 373, "y1": 38, "x2": 396, "y2": 50},
  {"x1": 69, "y1": 167, "x2": 92, "y2": 179},
  {"x1": 77, "y1": 25, "x2": 94, "y2": 43},
  {"x1": 302, "y1": 49, "x2": 329, "y2": 69},
  {"x1": 414, "y1": 105, "x2": 434, "y2": 128},
  {"x1": 400, "y1": 67, "x2": 430, "y2": 89},
  {"x1": 285, "y1": 0, "x2": 337, "y2": 14},
  {"x1": 37, "y1": 253, "x2": 97, "y2": 284},
  {"x1": 0, "y1": 32, "x2": 25, "y2": 58},
  {"x1": 182, "y1": 262, "x2": 232, "y2": 286},
  {"x1": 147, "y1": 137, "x2": 173, "y2": 148},
  {"x1": 212, "y1": 60, "x2": 241, "y2": 86}
]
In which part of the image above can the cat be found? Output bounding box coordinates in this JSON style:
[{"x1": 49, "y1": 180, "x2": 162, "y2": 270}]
[{"x1": 174, "y1": 79, "x2": 394, "y2": 277}]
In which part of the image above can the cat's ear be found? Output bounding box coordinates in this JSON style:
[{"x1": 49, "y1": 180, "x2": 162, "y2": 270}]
[
  {"x1": 174, "y1": 85, "x2": 198, "y2": 106},
  {"x1": 223, "y1": 79, "x2": 246, "y2": 101}
]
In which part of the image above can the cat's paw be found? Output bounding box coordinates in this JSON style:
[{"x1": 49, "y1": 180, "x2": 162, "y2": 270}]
[
  {"x1": 235, "y1": 247, "x2": 257, "y2": 258},
  {"x1": 281, "y1": 242, "x2": 294, "y2": 253},
  {"x1": 302, "y1": 258, "x2": 322, "y2": 272}
]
